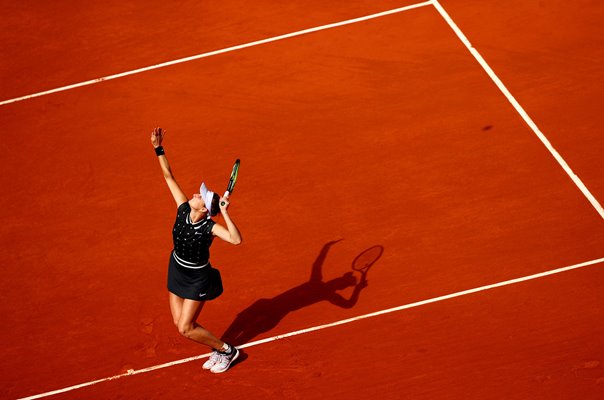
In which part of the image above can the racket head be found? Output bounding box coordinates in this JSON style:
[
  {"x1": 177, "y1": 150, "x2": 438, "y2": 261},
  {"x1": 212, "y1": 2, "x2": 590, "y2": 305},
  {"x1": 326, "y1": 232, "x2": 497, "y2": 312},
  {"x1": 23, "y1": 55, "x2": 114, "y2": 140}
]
[
  {"x1": 352, "y1": 245, "x2": 384, "y2": 274},
  {"x1": 220, "y1": 159, "x2": 240, "y2": 207},
  {"x1": 226, "y1": 159, "x2": 240, "y2": 194}
]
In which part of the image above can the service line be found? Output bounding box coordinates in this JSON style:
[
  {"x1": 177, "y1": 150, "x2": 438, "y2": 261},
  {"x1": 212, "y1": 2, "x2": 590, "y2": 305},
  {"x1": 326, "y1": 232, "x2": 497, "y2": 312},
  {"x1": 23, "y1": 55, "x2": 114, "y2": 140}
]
[
  {"x1": 4, "y1": 0, "x2": 600, "y2": 220},
  {"x1": 19, "y1": 256, "x2": 604, "y2": 399},
  {"x1": 0, "y1": 1, "x2": 432, "y2": 107}
]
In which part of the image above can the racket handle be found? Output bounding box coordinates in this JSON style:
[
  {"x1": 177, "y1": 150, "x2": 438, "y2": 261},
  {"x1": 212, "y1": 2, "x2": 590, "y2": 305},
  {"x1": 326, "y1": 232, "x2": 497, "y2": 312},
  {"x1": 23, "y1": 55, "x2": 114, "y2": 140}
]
[{"x1": 220, "y1": 191, "x2": 230, "y2": 206}]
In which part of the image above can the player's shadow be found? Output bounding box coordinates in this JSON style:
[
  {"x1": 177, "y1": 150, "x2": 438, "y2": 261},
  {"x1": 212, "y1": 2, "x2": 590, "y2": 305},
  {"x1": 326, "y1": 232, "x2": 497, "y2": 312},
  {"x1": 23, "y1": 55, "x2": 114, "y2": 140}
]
[{"x1": 221, "y1": 240, "x2": 383, "y2": 346}]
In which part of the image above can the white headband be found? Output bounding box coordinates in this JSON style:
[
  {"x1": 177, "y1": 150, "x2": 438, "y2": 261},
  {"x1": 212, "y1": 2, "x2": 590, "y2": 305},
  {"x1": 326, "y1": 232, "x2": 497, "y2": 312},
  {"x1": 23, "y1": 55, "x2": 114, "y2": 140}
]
[{"x1": 200, "y1": 182, "x2": 215, "y2": 217}]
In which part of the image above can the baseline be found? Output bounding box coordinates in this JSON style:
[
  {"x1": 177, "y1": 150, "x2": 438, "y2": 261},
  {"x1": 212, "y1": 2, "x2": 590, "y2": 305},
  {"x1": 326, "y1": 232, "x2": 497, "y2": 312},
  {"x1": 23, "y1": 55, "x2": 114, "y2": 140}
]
[{"x1": 20, "y1": 256, "x2": 604, "y2": 400}]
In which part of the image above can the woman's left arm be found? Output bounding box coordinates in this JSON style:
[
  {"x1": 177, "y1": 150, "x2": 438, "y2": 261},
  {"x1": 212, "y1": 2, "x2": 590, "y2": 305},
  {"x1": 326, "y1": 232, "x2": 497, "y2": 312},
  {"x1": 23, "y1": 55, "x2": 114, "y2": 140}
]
[{"x1": 212, "y1": 195, "x2": 242, "y2": 245}]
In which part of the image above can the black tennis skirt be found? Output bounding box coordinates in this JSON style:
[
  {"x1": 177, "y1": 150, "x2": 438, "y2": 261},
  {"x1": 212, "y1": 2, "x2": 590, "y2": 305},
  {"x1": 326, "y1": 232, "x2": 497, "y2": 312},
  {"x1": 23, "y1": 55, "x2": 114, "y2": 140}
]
[{"x1": 167, "y1": 252, "x2": 223, "y2": 301}]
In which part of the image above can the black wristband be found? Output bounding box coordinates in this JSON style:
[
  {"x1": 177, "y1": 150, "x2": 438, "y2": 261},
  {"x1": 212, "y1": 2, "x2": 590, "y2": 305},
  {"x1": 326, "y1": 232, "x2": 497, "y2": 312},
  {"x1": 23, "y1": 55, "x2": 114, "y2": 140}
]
[{"x1": 155, "y1": 146, "x2": 165, "y2": 156}]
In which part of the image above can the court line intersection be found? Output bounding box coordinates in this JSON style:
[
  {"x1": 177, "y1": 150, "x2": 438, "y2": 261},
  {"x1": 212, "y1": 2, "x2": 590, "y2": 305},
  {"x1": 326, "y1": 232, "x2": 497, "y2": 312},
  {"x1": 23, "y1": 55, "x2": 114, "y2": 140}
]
[
  {"x1": 0, "y1": 1, "x2": 432, "y2": 107},
  {"x1": 11, "y1": 2, "x2": 604, "y2": 398},
  {"x1": 3, "y1": 0, "x2": 601, "y2": 218}
]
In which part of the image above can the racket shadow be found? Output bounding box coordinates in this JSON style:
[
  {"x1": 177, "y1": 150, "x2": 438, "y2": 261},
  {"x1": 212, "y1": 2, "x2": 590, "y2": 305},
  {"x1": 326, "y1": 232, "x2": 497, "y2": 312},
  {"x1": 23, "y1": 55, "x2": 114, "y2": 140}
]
[{"x1": 221, "y1": 241, "x2": 383, "y2": 347}]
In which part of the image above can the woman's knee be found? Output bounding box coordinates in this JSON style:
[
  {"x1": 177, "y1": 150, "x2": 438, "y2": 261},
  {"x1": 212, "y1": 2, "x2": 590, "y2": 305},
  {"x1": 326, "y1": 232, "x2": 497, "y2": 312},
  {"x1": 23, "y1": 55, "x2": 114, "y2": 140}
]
[{"x1": 177, "y1": 321, "x2": 195, "y2": 337}]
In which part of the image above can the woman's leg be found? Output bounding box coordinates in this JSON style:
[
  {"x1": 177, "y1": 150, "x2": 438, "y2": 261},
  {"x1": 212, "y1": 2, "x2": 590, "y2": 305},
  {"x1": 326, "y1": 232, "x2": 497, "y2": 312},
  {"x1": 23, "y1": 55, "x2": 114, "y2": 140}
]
[
  {"x1": 168, "y1": 292, "x2": 184, "y2": 327},
  {"x1": 176, "y1": 298, "x2": 225, "y2": 350}
]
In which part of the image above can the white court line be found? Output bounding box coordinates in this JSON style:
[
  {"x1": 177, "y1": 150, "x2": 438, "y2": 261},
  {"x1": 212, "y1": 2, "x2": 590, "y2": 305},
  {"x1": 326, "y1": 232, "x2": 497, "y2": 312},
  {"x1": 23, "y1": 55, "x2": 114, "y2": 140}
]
[
  {"x1": 10, "y1": 3, "x2": 604, "y2": 397},
  {"x1": 19, "y1": 256, "x2": 604, "y2": 400},
  {"x1": 430, "y1": 0, "x2": 604, "y2": 220},
  {"x1": 0, "y1": 1, "x2": 432, "y2": 107},
  {"x1": 3, "y1": 0, "x2": 601, "y2": 221}
]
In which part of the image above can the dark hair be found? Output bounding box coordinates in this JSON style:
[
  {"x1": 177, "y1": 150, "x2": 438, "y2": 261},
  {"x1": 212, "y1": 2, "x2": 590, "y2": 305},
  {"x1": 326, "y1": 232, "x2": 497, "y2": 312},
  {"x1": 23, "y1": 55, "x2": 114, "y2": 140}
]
[{"x1": 210, "y1": 193, "x2": 221, "y2": 217}]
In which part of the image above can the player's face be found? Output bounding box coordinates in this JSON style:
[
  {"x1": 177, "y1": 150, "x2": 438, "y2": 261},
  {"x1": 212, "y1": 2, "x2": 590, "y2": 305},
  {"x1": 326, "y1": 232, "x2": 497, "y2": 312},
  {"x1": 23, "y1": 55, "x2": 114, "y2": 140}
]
[{"x1": 190, "y1": 193, "x2": 207, "y2": 212}]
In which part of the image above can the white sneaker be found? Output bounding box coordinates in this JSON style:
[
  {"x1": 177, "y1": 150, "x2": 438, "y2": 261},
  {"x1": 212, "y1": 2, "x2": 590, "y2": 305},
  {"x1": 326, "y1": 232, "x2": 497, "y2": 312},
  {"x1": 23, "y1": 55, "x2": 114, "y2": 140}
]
[
  {"x1": 202, "y1": 350, "x2": 221, "y2": 370},
  {"x1": 210, "y1": 347, "x2": 240, "y2": 374}
]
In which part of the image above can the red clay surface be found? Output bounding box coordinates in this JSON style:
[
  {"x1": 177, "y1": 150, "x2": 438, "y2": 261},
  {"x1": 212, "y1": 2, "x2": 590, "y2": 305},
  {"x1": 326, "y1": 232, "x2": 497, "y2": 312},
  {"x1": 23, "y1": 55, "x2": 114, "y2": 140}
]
[{"x1": 1, "y1": 1, "x2": 603, "y2": 399}]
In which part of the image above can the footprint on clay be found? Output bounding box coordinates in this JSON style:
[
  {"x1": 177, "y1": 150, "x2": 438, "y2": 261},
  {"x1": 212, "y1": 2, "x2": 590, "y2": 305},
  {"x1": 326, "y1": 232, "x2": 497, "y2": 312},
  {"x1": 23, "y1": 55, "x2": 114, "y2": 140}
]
[
  {"x1": 576, "y1": 360, "x2": 601, "y2": 370},
  {"x1": 140, "y1": 317, "x2": 155, "y2": 334}
]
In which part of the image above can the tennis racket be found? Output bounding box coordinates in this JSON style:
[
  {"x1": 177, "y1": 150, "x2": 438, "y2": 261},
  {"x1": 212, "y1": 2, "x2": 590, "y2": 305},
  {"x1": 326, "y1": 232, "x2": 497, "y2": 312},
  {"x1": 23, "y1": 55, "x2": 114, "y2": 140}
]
[
  {"x1": 352, "y1": 245, "x2": 384, "y2": 274},
  {"x1": 221, "y1": 159, "x2": 240, "y2": 206}
]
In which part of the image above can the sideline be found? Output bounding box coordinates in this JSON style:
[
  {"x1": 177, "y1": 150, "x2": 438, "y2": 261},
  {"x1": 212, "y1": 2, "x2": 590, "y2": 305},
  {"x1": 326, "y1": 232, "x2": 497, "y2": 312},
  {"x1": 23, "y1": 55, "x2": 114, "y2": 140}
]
[{"x1": 431, "y1": 0, "x2": 604, "y2": 220}]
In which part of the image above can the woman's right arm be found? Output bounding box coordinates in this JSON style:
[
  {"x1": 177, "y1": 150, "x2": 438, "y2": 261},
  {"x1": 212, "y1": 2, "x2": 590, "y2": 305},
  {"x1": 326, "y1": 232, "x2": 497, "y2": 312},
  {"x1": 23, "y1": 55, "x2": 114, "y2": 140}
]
[{"x1": 151, "y1": 127, "x2": 188, "y2": 206}]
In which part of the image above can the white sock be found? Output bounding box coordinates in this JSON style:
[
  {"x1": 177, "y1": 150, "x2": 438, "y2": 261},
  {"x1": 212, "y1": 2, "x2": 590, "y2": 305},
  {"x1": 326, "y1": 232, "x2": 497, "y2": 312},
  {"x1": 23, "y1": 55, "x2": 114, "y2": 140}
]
[{"x1": 220, "y1": 343, "x2": 231, "y2": 353}]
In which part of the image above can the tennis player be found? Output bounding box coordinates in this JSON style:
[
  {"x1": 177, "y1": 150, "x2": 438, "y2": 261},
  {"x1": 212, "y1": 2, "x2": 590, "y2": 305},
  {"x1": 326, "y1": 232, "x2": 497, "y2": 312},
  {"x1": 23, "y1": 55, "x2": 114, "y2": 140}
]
[{"x1": 151, "y1": 127, "x2": 242, "y2": 373}]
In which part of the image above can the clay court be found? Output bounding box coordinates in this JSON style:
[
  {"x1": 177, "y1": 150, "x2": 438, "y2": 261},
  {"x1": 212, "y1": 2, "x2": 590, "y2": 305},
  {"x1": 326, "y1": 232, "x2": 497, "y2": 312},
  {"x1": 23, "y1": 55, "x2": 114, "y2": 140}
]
[{"x1": 1, "y1": 1, "x2": 603, "y2": 399}]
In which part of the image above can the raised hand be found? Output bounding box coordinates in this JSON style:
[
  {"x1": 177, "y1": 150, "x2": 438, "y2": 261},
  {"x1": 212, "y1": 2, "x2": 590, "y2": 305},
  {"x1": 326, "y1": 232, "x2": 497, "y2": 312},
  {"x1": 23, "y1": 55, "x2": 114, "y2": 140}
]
[{"x1": 151, "y1": 127, "x2": 166, "y2": 148}]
